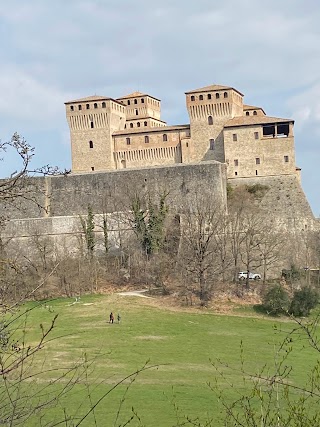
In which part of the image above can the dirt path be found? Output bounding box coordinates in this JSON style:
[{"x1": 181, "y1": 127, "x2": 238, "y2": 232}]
[{"x1": 117, "y1": 289, "x2": 153, "y2": 298}]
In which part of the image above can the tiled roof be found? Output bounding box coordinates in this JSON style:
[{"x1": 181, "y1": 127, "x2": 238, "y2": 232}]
[
  {"x1": 185, "y1": 84, "x2": 244, "y2": 96},
  {"x1": 224, "y1": 115, "x2": 293, "y2": 128},
  {"x1": 117, "y1": 92, "x2": 161, "y2": 101},
  {"x1": 243, "y1": 104, "x2": 264, "y2": 110},
  {"x1": 113, "y1": 124, "x2": 190, "y2": 136},
  {"x1": 65, "y1": 95, "x2": 121, "y2": 104}
]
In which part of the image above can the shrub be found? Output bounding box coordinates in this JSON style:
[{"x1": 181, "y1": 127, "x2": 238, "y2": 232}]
[
  {"x1": 262, "y1": 285, "x2": 290, "y2": 315},
  {"x1": 289, "y1": 287, "x2": 319, "y2": 317}
]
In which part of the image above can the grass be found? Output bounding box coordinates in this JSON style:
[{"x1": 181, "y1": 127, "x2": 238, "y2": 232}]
[{"x1": 4, "y1": 293, "x2": 320, "y2": 426}]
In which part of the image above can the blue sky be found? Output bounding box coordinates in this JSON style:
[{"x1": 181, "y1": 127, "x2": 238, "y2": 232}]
[{"x1": 0, "y1": 0, "x2": 319, "y2": 215}]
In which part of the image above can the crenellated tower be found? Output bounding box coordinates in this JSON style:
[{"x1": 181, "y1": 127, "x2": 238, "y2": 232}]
[
  {"x1": 185, "y1": 84, "x2": 243, "y2": 163},
  {"x1": 65, "y1": 95, "x2": 126, "y2": 173}
]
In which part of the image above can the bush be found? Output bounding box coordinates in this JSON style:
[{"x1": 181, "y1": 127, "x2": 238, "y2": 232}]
[
  {"x1": 262, "y1": 285, "x2": 290, "y2": 315},
  {"x1": 289, "y1": 287, "x2": 319, "y2": 317}
]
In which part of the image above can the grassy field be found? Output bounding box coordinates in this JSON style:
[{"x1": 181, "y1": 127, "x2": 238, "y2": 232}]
[{"x1": 6, "y1": 292, "x2": 320, "y2": 426}]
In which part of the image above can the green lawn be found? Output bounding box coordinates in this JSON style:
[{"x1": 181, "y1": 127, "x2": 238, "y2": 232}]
[{"x1": 5, "y1": 293, "x2": 320, "y2": 426}]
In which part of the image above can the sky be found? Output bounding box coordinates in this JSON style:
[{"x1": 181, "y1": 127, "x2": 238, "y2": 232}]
[{"x1": 0, "y1": 0, "x2": 319, "y2": 216}]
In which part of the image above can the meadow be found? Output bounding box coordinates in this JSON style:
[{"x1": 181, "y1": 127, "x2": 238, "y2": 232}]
[{"x1": 7, "y1": 292, "x2": 320, "y2": 426}]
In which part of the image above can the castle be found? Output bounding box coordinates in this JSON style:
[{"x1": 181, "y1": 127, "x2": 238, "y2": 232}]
[{"x1": 65, "y1": 84, "x2": 298, "y2": 181}]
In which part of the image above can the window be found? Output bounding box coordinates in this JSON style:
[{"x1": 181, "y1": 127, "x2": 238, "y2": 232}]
[
  {"x1": 246, "y1": 111, "x2": 250, "y2": 116},
  {"x1": 216, "y1": 93, "x2": 220, "y2": 99},
  {"x1": 255, "y1": 170, "x2": 258, "y2": 175},
  {"x1": 141, "y1": 98, "x2": 144, "y2": 103},
  {"x1": 86, "y1": 104, "x2": 90, "y2": 109},
  {"x1": 235, "y1": 171, "x2": 238, "y2": 176},
  {"x1": 163, "y1": 134, "x2": 168, "y2": 142},
  {"x1": 70, "y1": 105, "x2": 74, "y2": 111},
  {"x1": 234, "y1": 159, "x2": 239, "y2": 166},
  {"x1": 135, "y1": 109, "x2": 138, "y2": 115},
  {"x1": 102, "y1": 102, "x2": 106, "y2": 108},
  {"x1": 191, "y1": 95, "x2": 195, "y2": 101},
  {"x1": 145, "y1": 136, "x2": 149, "y2": 143},
  {"x1": 126, "y1": 138, "x2": 131, "y2": 145},
  {"x1": 91, "y1": 167, "x2": 95, "y2": 171},
  {"x1": 208, "y1": 116, "x2": 213, "y2": 125},
  {"x1": 224, "y1": 92, "x2": 228, "y2": 98},
  {"x1": 90, "y1": 122, "x2": 94, "y2": 129},
  {"x1": 199, "y1": 95, "x2": 203, "y2": 100},
  {"x1": 134, "y1": 99, "x2": 137, "y2": 104},
  {"x1": 124, "y1": 124, "x2": 126, "y2": 129},
  {"x1": 207, "y1": 94, "x2": 211, "y2": 100},
  {"x1": 186, "y1": 142, "x2": 189, "y2": 147},
  {"x1": 78, "y1": 105, "x2": 82, "y2": 111},
  {"x1": 209, "y1": 139, "x2": 215, "y2": 150},
  {"x1": 130, "y1": 123, "x2": 133, "y2": 128},
  {"x1": 94, "y1": 103, "x2": 98, "y2": 109},
  {"x1": 256, "y1": 158, "x2": 260, "y2": 165},
  {"x1": 233, "y1": 134, "x2": 237, "y2": 141},
  {"x1": 284, "y1": 155, "x2": 289, "y2": 163},
  {"x1": 254, "y1": 132, "x2": 259, "y2": 139},
  {"x1": 144, "y1": 121, "x2": 147, "y2": 126},
  {"x1": 136, "y1": 122, "x2": 140, "y2": 128},
  {"x1": 89, "y1": 141, "x2": 93, "y2": 149},
  {"x1": 253, "y1": 110, "x2": 257, "y2": 116}
]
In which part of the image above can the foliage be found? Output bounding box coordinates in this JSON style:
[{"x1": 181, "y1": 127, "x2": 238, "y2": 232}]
[
  {"x1": 80, "y1": 205, "x2": 95, "y2": 256},
  {"x1": 245, "y1": 183, "x2": 269, "y2": 199},
  {"x1": 289, "y1": 286, "x2": 319, "y2": 317},
  {"x1": 102, "y1": 213, "x2": 109, "y2": 254},
  {"x1": 131, "y1": 191, "x2": 169, "y2": 256},
  {"x1": 262, "y1": 284, "x2": 290, "y2": 315},
  {"x1": 282, "y1": 263, "x2": 302, "y2": 283}
]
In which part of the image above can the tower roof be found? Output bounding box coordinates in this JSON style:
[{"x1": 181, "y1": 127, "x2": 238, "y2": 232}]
[
  {"x1": 65, "y1": 95, "x2": 123, "y2": 105},
  {"x1": 185, "y1": 84, "x2": 244, "y2": 96},
  {"x1": 117, "y1": 91, "x2": 160, "y2": 101}
]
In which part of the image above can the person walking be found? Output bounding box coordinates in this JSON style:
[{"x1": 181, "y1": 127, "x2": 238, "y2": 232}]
[
  {"x1": 117, "y1": 313, "x2": 121, "y2": 324},
  {"x1": 109, "y1": 312, "x2": 114, "y2": 324}
]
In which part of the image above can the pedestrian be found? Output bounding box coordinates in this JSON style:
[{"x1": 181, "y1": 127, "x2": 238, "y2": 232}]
[
  {"x1": 117, "y1": 313, "x2": 121, "y2": 324},
  {"x1": 109, "y1": 312, "x2": 114, "y2": 324}
]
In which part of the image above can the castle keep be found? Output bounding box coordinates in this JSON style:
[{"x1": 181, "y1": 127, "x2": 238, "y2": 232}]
[{"x1": 66, "y1": 84, "x2": 297, "y2": 181}]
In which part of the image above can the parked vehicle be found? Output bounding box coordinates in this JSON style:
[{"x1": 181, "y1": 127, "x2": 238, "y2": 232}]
[{"x1": 238, "y1": 271, "x2": 261, "y2": 281}]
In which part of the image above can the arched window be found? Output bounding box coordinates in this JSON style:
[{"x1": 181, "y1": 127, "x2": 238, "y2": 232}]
[
  {"x1": 208, "y1": 116, "x2": 213, "y2": 125},
  {"x1": 163, "y1": 134, "x2": 168, "y2": 142},
  {"x1": 246, "y1": 111, "x2": 250, "y2": 116},
  {"x1": 89, "y1": 141, "x2": 93, "y2": 148},
  {"x1": 94, "y1": 103, "x2": 98, "y2": 109},
  {"x1": 135, "y1": 109, "x2": 138, "y2": 115},
  {"x1": 128, "y1": 100, "x2": 131, "y2": 105},
  {"x1": 86, "y1": 104, "x2": 90, "y2": 109},
  {"x1": 141, "y1": 98, "x2": 145, "y2": 103},
  {"x1": 144, "y1": 121, "x2": 147, "y2": 126},
  {"x1": 78, "y1": 105, "x2": 82, "y2": 110},
  {"x1": 216, "y1": 93, "x2": 220, "y2": 99},
  {"x1": 70, "y1": 105, "x2": 74, "y2": 111},
  {"x1": 137, "y1": 122, "x2": 140, "y2": 127},
  {"x1": 130, "y1": 123, "x2": 133, "y2": 128},
  {"x1": 191, "y1": 95, "x2": 195, "y2": 101},
  {"x1": 207, "y1": 94, "x2": 211, "y2": 100},
  {"x1": 253, "y1": 110, "x2": 257, "y2": 116},
  {"x1": 134, "y1": 99, "x2": 137, "y2": 104},
  {"x1": 145, "y1": 136, "x2": 149, "y2": 143},
  {"x1": 90, "y1": 122, "x2": 94, "y2": 129},
  {"x1": 224, "y1": 92, "x2": 228, "y2": 98},
  {"x1": 199, "y1": 95, "x2": 203, "y2": 100},
  {"x1": 102, "y1": 102, "x2": 106, "y2": 108}
]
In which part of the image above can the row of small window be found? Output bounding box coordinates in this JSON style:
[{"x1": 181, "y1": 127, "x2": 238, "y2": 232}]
[
  {"x1": 125, "y1": 134, "x2": 168, "y2": 145},
  {"x1": 232, "y1": 132, "x2": 259, "y2": 141},
  {"x1": 191, "y1": 92, "x2": 228, "y2": 101},
  {"x1": 233, "y1": 156, "x2": 289, "y2": 166},
  {"x1": 245, "y1": 111, "x2": 258, "y2": 116},
  {"x1": 71, "y1": 102, "x2": 106, "y2": 111},
  {"x1": 124, "y1": 98, "x2": 159, "y2": 106},
  {"x1": 125, "y1": 121, "x2": 148, "y2": 128}
]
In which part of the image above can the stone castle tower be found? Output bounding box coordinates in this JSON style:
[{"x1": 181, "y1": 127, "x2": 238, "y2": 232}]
[{"x1": 65, "y1": 84, "x2": 297, "y2": 181}]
